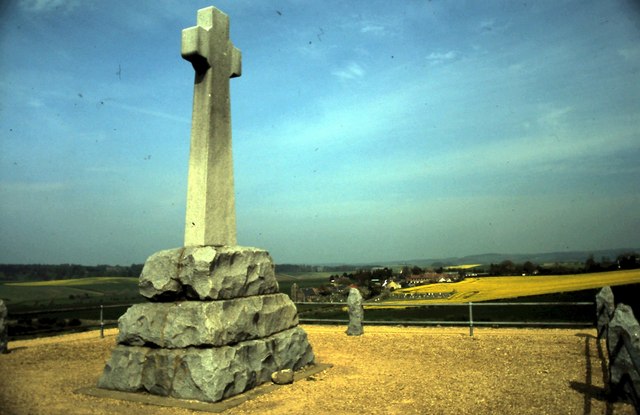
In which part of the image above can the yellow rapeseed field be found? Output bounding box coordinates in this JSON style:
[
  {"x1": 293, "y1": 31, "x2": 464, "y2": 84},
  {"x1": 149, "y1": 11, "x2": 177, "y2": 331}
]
[
  {"x1": 443, "y1": 264, "x2": 483, "y2": 270},
  {"x1": 371, "y1": 269, "x2": 640, "y2": 308},
  {"x1": 4, "y1": 277, "x2": 137, "y2": 287}
]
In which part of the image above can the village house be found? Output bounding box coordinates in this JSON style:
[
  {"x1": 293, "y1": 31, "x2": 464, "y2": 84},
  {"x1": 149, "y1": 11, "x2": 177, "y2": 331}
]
[{"x1": 404, "y1": 272, "x2": 460, "y2": 287}]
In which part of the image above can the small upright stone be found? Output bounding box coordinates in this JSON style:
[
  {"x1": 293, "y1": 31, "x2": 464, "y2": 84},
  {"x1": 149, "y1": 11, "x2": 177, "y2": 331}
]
[
  {"x1": 607, "y1": 304, "x2": 640, "y2": 397},
  {"x1": 346, "y1": 287, "x2": 364, "y2": 336},
  {"x1": 0, "y1": 299, "x2": 8, "y2": 353},
  {"x1": 596, "y1": 286, "x2": 615, "y2": 338},
  {"x1": 291, "y1": 282, "x2": 302, "y2": 302}
]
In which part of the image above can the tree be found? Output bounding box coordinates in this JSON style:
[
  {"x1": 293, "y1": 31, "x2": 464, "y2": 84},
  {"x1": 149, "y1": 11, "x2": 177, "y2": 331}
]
[
  {"x1": 522, "y1": 261, "x2": 537, "y2": 275},
  {"x1": 499, "y1": 260, "x2": 515, "y2": 276}
]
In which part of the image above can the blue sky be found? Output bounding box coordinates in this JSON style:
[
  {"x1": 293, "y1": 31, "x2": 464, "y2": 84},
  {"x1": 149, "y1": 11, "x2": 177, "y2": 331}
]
[{"x1": 1, "y1": 0, "x2": 639, "y2": 265}]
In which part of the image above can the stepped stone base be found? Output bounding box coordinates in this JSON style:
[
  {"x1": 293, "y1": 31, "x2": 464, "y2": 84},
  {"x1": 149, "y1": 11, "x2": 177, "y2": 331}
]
[
  {"x1": 139, "y1": 246, "x2": 279, "y2": 301},
  {"x1": 98, "y1": 326, "x2": 314, "y2": 403},
  {"x1": 117, "y1": 293, "x2": 298, "y2": 348},
  {"x1": 98, "y1": 245, "x2": 315, "y2": 403}
]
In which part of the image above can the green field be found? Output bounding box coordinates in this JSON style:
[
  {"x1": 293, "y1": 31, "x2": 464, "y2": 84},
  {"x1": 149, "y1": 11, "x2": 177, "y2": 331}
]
[
  {"x1": 2, "y1": 269, "x2": 640, "y2": 338},
  {"x1": 0, "y1": 277, "x2": 142, "y2": 311}
]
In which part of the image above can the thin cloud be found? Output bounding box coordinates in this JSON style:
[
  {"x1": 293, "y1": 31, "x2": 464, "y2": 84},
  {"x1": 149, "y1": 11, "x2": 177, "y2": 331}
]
[
  {"x1": 618, "y1": 47, "x2": 640, "y2": 61},
  {"x1": 110, "y1": 101, "x2": 190, "y2": 124},
  {"x1": 360, "y1": 24, "x2": 385, "y2": 34},
  {"x1": 331, "y1": 62, "x2": 365, "y2": 80},
  {"x1": 426, "y1": 50, "x2": 458, "y2": 64},
  {"x1": 19, "y1": 0, "x2": 81, "y2": 13},
  {"x1": 0, "y1": 181, "x2": 68, "y2": 193}
]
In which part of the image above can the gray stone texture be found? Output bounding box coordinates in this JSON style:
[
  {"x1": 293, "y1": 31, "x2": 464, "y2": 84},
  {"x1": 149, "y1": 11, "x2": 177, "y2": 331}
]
[
  {"x1": 98, "y1": 327, "x2": 314, "y2": 403},
  {"x1": 607, "y1": 304, "x2": 640, "y2": 396},
  {"x1": 346, "y1": 287, "x2": 364, "y2": 336},
  {"x1": 98, "y1": 6, "x2": 315, "y2": 405},
  {"x1": 181, "y1": 6, "x2": 241, "y2": 247},
  {"x1": 0, "y1": 299, "x2": 8, "y2": 353},
  {"x1": 138, "y1": 246, "x2": 278, "y2": 301},
  {"x1": 596, "y1": 286, "x2": 615, "y2": 337},
  {"x1": 117, "y1": 294, "x2": 298, "y2": 348}
]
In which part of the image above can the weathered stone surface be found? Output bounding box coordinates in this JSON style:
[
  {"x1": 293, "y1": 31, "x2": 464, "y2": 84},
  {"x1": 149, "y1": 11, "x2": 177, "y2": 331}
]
[
  {"x1": 182, "y1": 6, "x2": 242, "y2": 247},
  {"x1": 0, "y1": 299, "x2": 8, "y2": 354},
  {"x1": 271, "y1": 369, "x2": 294, "y2": 385},
  {"x1": 139, "y1": 245, "x2": 278, "y2": 301},
  {"x1": 346, "y1": 287, "x2": 364, "y2": 336},
  {"x1": 291, "y1": 282, "x2": 302, "y2": 302},
  {"x1": 98, "y1": 326, "x2": 314, "y2": 403},
  {"x1": 596, "y1": 286, "x2": 615, "y2": 337},
  {"x1": 117, "y1": 294, "x2": 298, "y2": 348},
  {"x1": 607, "y1": 304, "x2": 640, "y2": 397}
]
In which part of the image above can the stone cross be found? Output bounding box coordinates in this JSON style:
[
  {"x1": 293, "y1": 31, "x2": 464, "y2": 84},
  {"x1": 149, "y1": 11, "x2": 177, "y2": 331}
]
[{"x1": 181, "y1": 6, "x2": 242, "y2": 247}]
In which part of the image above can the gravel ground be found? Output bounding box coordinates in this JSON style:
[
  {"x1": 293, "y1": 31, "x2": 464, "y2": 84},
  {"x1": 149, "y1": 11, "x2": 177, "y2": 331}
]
[{"x1": 0, "y1": 325, "x2": 635, "y2": 415}]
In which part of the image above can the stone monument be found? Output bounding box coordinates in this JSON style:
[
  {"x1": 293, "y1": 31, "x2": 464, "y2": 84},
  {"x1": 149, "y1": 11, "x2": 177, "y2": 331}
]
[
  {"x1": 97, "y1": 6, "x2": 314, "y2": 403},
  {"x1": 346, "y1": 287, "x2": 364, "y2": 336}
]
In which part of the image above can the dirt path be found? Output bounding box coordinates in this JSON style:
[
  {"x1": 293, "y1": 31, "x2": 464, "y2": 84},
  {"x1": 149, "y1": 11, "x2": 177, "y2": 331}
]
[{"x1": 0, "y1": 326, "x2": 635, "y2": 414}]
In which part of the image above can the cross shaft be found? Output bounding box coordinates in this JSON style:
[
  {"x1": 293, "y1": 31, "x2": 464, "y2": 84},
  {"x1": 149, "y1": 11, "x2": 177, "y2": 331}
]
[{"x1": 181, "y1": 6, "x2": 242, "y2": 247}]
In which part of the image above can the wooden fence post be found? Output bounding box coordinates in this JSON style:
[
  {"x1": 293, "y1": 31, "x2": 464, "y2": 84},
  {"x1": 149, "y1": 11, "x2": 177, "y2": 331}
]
[
  {"x1": 469, "y1": 302, "x2": 474, "y2": 337},
  {"x1": 100, "y1": 305, "x2": 104, "y2": 339}
]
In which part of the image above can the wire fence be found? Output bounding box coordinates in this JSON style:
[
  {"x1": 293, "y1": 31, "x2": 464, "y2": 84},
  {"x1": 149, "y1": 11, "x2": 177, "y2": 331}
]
[
  {"x1": 296, "y1": 301, "x2": 596, "y2": 336},
  {"x1": 6, "y1": 300, "x2": 596, "y2": 339}
]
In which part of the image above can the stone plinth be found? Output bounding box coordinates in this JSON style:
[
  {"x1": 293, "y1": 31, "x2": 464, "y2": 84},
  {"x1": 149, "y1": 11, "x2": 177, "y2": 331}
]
[
  {"x1": 117, "y1": 294, "x2": 298, "y2": 348},
  {"x1": 98, "y1": 245, "x2": 315, "y2": 403},
  {"x1": 99, "y1": 327, "x2": 313, "y2": 403},
  {"x1": 139, "y1": 246, "x2": 279, "y2": 301}
]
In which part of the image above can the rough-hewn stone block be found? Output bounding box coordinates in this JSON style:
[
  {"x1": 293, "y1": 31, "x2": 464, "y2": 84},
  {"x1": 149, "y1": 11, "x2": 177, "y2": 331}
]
[
  {"x1": 98, "y1": 326, "x2": 314, "y2": 403},
  {"x1": 0, "y1": 299, "x2": 8, "y2": 354},
  {"x1": 117, "y1": 293, "x2": 298, "y2": 348},
  {"x1": 607, "y1": 304, "x2": 640, "y2": 396},
  {"x1": 346, "y1": 287, "x2": 364, "y2": 336},
  {"x1": 138, "y1": 246, "x2": 279, "y2": 301}
]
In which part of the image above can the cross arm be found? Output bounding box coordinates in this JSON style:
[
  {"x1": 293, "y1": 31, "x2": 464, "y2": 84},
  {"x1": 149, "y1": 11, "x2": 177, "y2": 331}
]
[{"x1": 181, "y1": 26, "x2": 211, "y2": 74}]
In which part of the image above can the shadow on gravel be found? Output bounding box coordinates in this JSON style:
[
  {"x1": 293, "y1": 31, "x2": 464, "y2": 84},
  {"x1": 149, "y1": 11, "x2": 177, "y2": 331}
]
[{"x1": 569, "y1": 333, "x2": 614, "y2": 415}]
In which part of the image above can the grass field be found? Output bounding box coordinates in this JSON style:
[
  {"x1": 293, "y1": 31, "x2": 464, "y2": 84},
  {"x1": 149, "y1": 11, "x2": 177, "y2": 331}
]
[
  {"x1": 0, "y1": 277, "x2": 141, "y2": 310},
  {"x1": 373, "y1": 269, "x2": 640, "y2": 308}
]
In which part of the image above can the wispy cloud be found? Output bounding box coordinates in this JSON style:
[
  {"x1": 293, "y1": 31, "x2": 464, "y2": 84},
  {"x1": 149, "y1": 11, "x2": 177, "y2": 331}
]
[
  {"x1": 0, "y1": 181, "x2": 68, "y2": 193},
  {"x1": 618, "y1": 47, "x2": 640, "y2": 61},
  {"x1": 536, "y1": 106, "x2": 573, "y2": 128},
  {"x1": 109, "y1": 101, "x2": 190, "y2": 124},
  {"x1": 331, "y1": 62, "x2": 365, "y2": 80},
  {"x1": 18, "y1": 0, "x2": 82, "y2": 13},
  {"x1": 360, "y1": 24, "x2": 385, "y2": 34},
  {"x1": 426, "y1": 50, "x2": 458, "y2": 65}
]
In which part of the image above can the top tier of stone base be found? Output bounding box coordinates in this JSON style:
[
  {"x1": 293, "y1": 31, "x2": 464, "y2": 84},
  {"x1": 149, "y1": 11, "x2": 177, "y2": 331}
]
[{"x1": 139, "y1": 246, "x2": 279, "y2": 301}]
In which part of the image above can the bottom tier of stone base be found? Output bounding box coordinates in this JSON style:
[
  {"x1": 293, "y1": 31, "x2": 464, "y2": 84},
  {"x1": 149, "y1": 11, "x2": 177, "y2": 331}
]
[{"x1": 97, "y1": 326, "x2": 314, "y2": 403}]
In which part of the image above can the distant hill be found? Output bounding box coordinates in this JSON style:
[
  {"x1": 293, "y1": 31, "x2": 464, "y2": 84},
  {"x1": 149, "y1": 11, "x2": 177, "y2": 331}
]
[{"x1": 354, "y1": 248, "x2": 640, "y2": 268}]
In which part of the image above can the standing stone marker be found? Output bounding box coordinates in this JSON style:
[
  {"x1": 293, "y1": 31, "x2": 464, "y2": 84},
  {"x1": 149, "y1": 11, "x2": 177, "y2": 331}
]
[
  {"x1": 98, "y1": 6, "x2": 314, "y2": 403},
  {"x1": 346, "y1": 287, "x2": 364, "y2": 336},
  {"x1": 607, "y1": 304, "x2": 640, "y2": 399},
  {"x1": 596, "y1": 286, "x2": 615, "y2": 338},
  {"x1": 0, "y1": 299, "x2": 8, "y2": 354}
]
